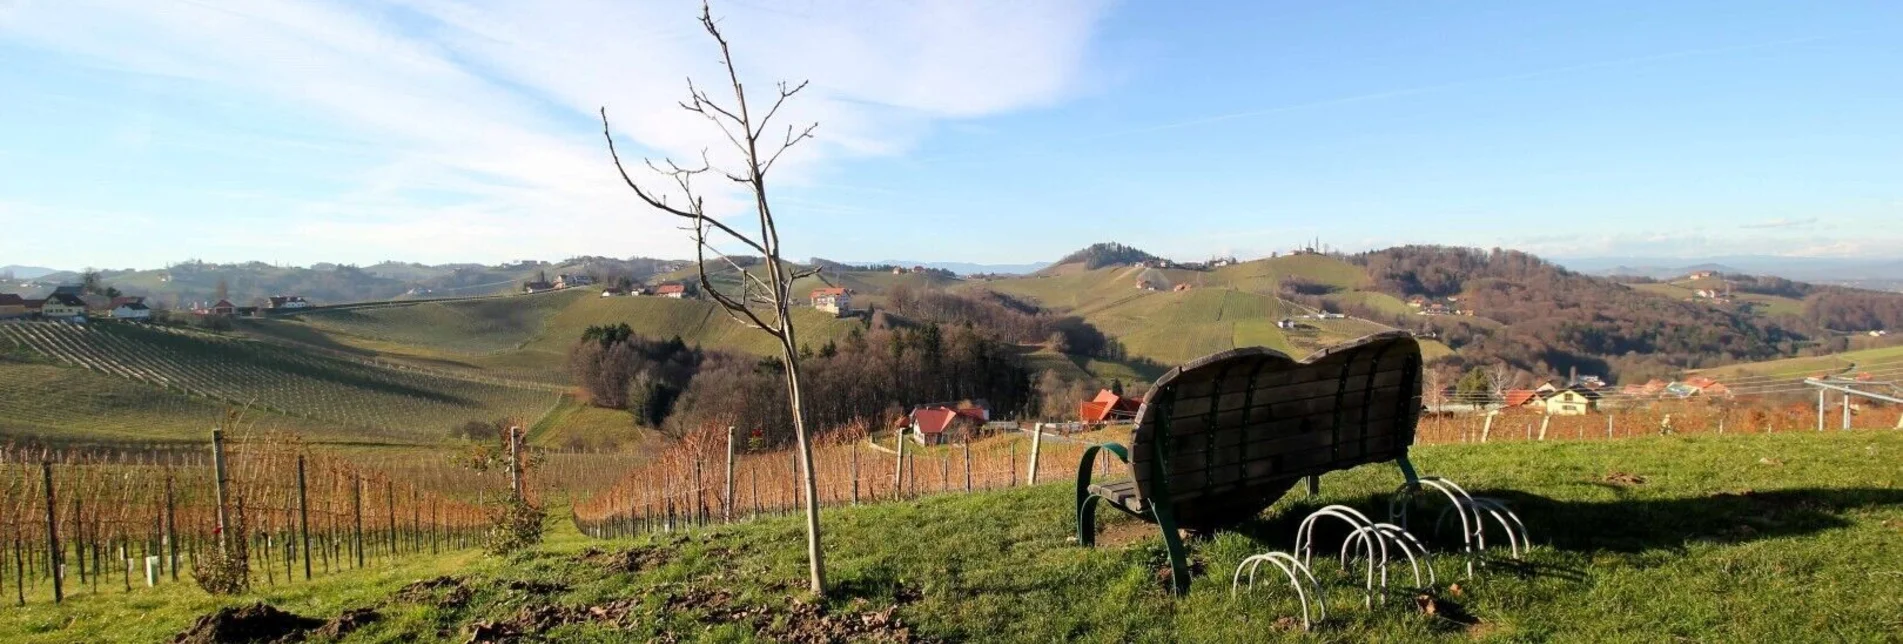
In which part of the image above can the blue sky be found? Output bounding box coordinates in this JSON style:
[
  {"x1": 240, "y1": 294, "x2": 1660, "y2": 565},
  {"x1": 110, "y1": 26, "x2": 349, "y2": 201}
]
[{"x1": 2, "y1": 0, "x2": 1899, "y2": 270}]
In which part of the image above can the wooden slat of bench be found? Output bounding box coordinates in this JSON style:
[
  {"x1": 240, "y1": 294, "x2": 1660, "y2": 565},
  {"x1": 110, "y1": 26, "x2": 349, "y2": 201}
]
[
  {"x1": 1165, "y1": 365, "x2": 1409, "y2": 419},
  {"x1": 1166, "y1": 437, "x2": 1405, "y2": 499}
]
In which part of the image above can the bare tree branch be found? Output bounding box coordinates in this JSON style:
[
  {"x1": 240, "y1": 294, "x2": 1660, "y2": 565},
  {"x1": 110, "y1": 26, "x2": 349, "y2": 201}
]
[
  {"x1": 754, "y1": 79, "x2": 809, "y2": 137},
  {"x1": 600, "y1": 108, "x2": 770, "y2": 258}
]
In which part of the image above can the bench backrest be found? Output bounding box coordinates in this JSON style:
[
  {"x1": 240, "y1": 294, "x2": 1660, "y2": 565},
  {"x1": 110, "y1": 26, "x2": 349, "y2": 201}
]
[{"x1": 1130, "y1": 331, "x2": 1423, "y2": 528}]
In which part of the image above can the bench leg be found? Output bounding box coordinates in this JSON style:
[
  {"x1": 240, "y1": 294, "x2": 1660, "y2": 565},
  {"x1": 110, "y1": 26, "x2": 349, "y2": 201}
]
[
  {"x1": 1153, "y1": 501, "x2": 1191, "y2": 595},
  {"x1": 1076, "y1": 494, "x2": 1103, "y2": 547},
  {"x1": 1074, "y1": 443, "x2": 1130, "y2": 548},
  {"x1": 1306, "y1": 475, "x2": 1320, "y2": 497}
]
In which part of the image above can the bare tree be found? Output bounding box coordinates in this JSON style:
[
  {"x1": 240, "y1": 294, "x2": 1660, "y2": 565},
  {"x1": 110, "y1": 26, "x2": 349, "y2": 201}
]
[
  {"x1": 1421, "y1": 366, "x2": 1448, "y2": 412},
  {"x1": 599, "y1": 2, "x2": 829, "y2": 594},
  {"x1": 1482, "y1": 362, "x2": 1514, "y2": 403}
]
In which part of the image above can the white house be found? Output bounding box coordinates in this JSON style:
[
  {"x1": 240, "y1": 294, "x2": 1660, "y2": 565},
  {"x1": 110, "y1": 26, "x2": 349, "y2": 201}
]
[
  {"x1": 267, "y1": 295, "x2": 312, "y2": 310},
  {"x1": 811, "y1": 287, "x2": 851, "y2": 316},
  {"x1": 111, "y1": 302, "x2": 152, "y2": 320}
]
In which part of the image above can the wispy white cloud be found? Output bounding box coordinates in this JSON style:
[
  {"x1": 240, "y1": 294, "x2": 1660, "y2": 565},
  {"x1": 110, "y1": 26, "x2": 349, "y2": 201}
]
[
  {"x1": 0, "y1": 0, "x2": 1109, "y2": 266},
  {"x1": 1739, "y1": 216, "x2": 1819, "y2": 229}
]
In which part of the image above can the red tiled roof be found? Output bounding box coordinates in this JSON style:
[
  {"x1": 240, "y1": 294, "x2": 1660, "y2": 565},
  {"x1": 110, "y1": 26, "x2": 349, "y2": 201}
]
[
  {"x1": 1684, "y1": 376, "x2": 1719, "y2": 390},
  {"x1": 656, "y1": 284, "x2": 686, "y2": 294},
  {"x1": 911, "y1": 408, "x2": 958, "y2": 434},
  {"x1": 811, "y1": 287, "x2": 848, "y2": 297},
  {"x1": 1502, "y1": 389, "x2": 1539, "y2": 407}
]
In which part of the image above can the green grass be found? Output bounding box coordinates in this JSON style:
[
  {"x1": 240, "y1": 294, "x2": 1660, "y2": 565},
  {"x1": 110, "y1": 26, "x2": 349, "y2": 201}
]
[
  {"x1": 0, "y1": 361, "x2": 368, "y2": 444},
  {"x1": 0, "y1": 321, "x2": 559, "y2": 443},
  {"x1": 284, "y1": 289, "x2": 589, "y2": 354},
  {"x1": 51, "y1": 431, "x2": 1893, "y2": 642},
  {"x1": 1700, "y1": 343, "x2": 1903, "y2": 380},
  {"x1": 525, "y1": 395, "x2": 664, "y2": 452}
]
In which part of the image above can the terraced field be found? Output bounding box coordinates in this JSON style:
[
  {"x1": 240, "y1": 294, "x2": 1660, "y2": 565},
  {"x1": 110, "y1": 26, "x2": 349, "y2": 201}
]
[
  {"x1": 0, "y1": 360, "x2": 364, "y2": 444},
  {"x1": 0, "y1": 320, "x2": 561, "y2": 442},
  {"x1": 286, "y1": 288, "x2": 588, "y2": 353}
]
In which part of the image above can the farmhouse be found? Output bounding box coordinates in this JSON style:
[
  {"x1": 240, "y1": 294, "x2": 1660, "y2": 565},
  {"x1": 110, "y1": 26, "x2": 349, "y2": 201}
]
[
  {"x1": 553, "y1": 274, "x2": 594, "y2": 289},
  {"x1": 40, "y1": 293, "x2": 88, "y2": 318},
  {"x1": 1541, "y1": 386, "x2": 1601, "y2": 415},
  {"x1": 0, "y1": 294, "x2": 26, "y2": 319},
  {"x1": 267, "y1": 295, "x2": 311, "y2": 310},
  {"x1": 1079, "y1": 389, "x2": 1142, "y2": 423},
  {"x1": 111, "y1": 301, "x2": 152, "y2": 320},
  {"x1": 195, "y1": 299, "x2": 238, "y2": 316},
  {"x1": 522, "y1": 280, "x2": 555, "y2": 293},
  {"x1": 811, "y1": 287, "x2": 851, "y2": 316},
  {"x1": 907, "y1": 403, "x2": 987, "y2": 445},
  {"x1": 655, "y1": 283, "x2": 687, "y2": 299},
  {"x1": 1501, "y1": 389, "x2": 1541, "y2": 409}
]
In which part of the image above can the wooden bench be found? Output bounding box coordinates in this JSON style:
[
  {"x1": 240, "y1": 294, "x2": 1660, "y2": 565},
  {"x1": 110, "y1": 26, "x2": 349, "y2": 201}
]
[{"x1": 1075, "y1": 331, "x2": 1425, "y2": 594}]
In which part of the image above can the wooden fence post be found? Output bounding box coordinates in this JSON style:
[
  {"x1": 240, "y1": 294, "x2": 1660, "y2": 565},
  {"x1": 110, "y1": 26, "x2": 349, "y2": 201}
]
[
  {"x1": 849, "y1": 444, "x2": 859, "y2": 506},
  {"x1": 352, "y1": 475, "x2": 364, "y2": 569},
  {"x1": 42, "y1": 461, "x2": 61, "y2": 604},
  {"x1": 1027, "y1": 423, "x2": 1043, "y2": 486},
  {"x1": 1480, "y1": 413, "x2": 1494, "y2": 443},
  {"x1": 963, "y1": 442, "x2": 972, "y2": 492},
  {"x1": 296, "y1": 456, "x2": 311, "y2": 581},
  {"x1": 507, "y1": 427, "x2": 523, "y2": 500},
  {"x1": 165, "y1": 472, "x2": 178, "y2": 582},
  {"x1": 211, "y1": 429, "x2": 230, "y2": 557},
  {"x1": 385, "y1": 479, "x2": 396, "y2": 563},
  {"x1": 1537, "y1": 415, "x2": 1550, "y2": 441},
  {"x1": 892, "y1": 429, "x2": 906, "y2": 499},
  {"x1": 1606, "y1": 414, "x2": 1614, "y2": 439},
  {"x1": 725, "y1": 427, "x2": 737, "y2": 522}
]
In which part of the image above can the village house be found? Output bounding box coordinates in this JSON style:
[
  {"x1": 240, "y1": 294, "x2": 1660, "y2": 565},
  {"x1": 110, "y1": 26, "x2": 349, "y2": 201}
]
[
  {"x1": 1406, "y1": 295, "x2": 1427, "y2": 308},
  {"x1": 811, "y1": 287, "x2": 851, "y2": 316},
  {"x1": 1541, "y1": 386, "x2": 1601, "y2": 415},
  {"x1": 195, "y1": 299, "x2": 238, "y2": 316},
  {"x1": 908, "y1": 402, "x2": 989, "y2": 445},
  {"x1": 553, "y1": 274, "x2": 595, "y2": 289},
  {"x1": 522, "y1": 280, "x2": 555, "y2": 294},
  {"x1": 0, "y1": 294, "x2": 26, "y2": 319},
  {"x1": 1079, "y1": 389, "x2": 1142, "y2": 423},
  {"x1": 111, "y1": 300, "x2": 152, "y2": 320},
  {"x1": 655, "y1": 283, "x2": 687, "y2": 299},
  {"x1": 267, "y1": 295, "x2": 311, "y2": 310},
  {"x1": 40, "y1": 292, "x2": 88, "y2": 319},
  {"x1": 1501, "y1": 389, "x2": 1542, "y2": 409}
]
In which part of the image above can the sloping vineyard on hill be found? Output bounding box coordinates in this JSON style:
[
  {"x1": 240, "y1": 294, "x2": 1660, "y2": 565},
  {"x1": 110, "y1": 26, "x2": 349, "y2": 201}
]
[{"x1": 0, "y1": 321, "x2": 561, "y2": 441}]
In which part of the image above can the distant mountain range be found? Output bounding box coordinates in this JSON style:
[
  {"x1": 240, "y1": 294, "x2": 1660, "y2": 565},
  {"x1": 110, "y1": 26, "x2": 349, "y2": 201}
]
[
  {"x1": 1, "y1": 265, "x2": 62, "y2": 279},
  {"x1": 1556, "y1": 255, "x2": 1903, "y2": 281},
  {"x1": 846, "y1": 260, "x2": 1051, "y2": 276}
]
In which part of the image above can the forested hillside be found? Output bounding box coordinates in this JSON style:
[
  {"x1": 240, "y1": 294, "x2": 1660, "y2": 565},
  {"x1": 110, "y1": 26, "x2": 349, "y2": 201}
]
[{"x1": 1347, "y1": 246, "x2": 1903, "y2": 382}]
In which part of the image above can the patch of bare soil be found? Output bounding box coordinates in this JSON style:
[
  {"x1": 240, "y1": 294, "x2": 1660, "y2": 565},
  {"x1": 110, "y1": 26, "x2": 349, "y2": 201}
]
[
  {"x1": 1414, "y1": 591, "x2": 1481, "y2": 627},
  {"x1": 501, "y1": 579, "x2": 569, "y2": 596},
  {"x1": 169, "y1": 602, "x2": 323, "y2": 644},
  {"x1": 1154, "y1": 558, "x2": 1207, "y2": 590},
  {"x1": 578, "y1": 545, "x2": 673, "y2": 573},
  {"x1": 760, "y1": 597, "x2": 923, "y2": 644},
  {"x1": 309, "y1": 608, "x2": 380, "y2": 641},
  {"x1": 1602, "y1": 472, "x2": 1648, "y2": 485},
  {"x1": 395, "y1": 575, "x2": 473, "y2": 608},
  {"x1": 1092, "y1": 520, "x2": 1155, "y2": 548}
]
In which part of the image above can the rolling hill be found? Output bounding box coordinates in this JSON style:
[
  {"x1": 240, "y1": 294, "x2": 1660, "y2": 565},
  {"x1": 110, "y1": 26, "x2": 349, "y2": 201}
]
[{"x1": 0, "y1": 320, "x2": 561, "y2": 443}]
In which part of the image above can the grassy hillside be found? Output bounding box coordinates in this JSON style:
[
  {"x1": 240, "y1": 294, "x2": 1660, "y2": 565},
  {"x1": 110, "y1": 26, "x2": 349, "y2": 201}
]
[
  {"x1": 1696, "y1": 343, "x2": 1903, "y2": 380},
  {"x1": 24, "y1": 431, "x2": 1897, "y2": 642},
  {"x1": 977, "y1": 254, "x2": 1398, "y2": 368},
  {"x1": 281, "y1": 289, "x2": 589, "y2": 354},
  {"x1": 0, "y1": 321, "x2": 559, "y2": 443},
  {"x1": 0, "y1": 360, "x2": 368, "y2": 445}
]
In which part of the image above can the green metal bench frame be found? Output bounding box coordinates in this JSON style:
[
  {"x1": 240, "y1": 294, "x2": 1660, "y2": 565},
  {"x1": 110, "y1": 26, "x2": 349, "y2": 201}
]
[{"x1": 1075, "y1": 332, "x2": 1424, "y2": 594}]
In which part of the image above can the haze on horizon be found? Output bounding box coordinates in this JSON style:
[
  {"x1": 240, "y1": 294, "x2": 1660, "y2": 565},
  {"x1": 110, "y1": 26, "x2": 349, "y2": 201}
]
[{"x1": 2, "y1": 1, "x2": 1899, "y2": 270}]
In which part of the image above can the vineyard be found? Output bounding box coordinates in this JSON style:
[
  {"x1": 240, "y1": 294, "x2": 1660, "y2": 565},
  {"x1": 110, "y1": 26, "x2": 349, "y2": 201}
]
[
  {"x1": 0, "y1": 321, "x2": 562, "y2": 442},
  {"x1": 573, "y1": 399, "x2": 1903, "y2": 535},
  {"x1": 0, "y1": 431, "x2": 495, "y2": 606}
]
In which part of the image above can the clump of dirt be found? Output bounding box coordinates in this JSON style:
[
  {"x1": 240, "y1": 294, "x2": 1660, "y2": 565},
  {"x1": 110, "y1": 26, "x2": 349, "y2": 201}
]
[
  {"x1": 1602, "y1": 472, "x2": 1648, "y2": 485},
  {"x1": 1154, "y1": 558, "x2": 1206, "y2": 590},
  {"x1": 1413, "y1": 591, "x2": 1480, "y2": 627},
  {"x1": 169, "y1": 602, "x2": 322, "y2": 644},
  {"x1": 309, "y1": 608, "x2": 380, "y2": 641},
  {"x1": 502, "y1": 579, "x2": 569, "y2": 596},
  {"x1": 760, "y1": 597, "x2": 923, "y2": 643},
  {"x1": 580, "y1": 545, "x2": 673, "y2": 573},
  {"x1": 464, "y1": 598, "x2": 644, "y2": 643},
  {"x1": 396, "y1": 575, "x2": 472, "y2": 608}
]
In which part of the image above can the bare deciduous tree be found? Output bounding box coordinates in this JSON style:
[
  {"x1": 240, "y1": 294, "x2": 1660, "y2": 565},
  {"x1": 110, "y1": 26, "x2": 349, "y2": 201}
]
[{"x1": 599, "y1": 2, "x2": 829, "y2": 594}]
